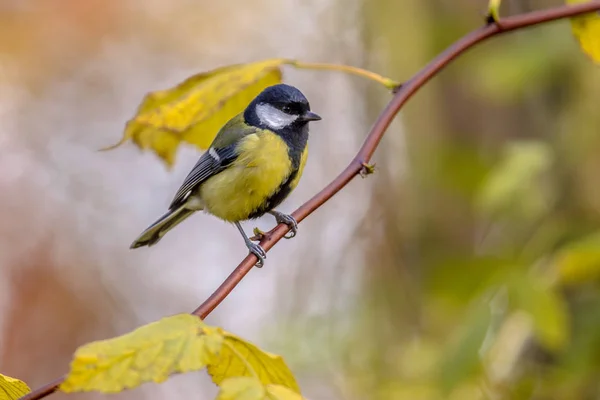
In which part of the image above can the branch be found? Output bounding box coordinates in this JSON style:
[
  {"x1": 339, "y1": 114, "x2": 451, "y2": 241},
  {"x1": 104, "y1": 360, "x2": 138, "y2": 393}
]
[
  {"x1": 192, "y1": 0, "x2": 600, "y2": 318},
  {"x1": 20, "y1": 2, "x2": 600, "y2": 399}
]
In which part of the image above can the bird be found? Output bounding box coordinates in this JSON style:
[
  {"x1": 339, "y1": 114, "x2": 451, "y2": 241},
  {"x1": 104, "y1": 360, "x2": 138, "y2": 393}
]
[{"x1": 130, "y1": 83, "x2": 321, "y2": 267}]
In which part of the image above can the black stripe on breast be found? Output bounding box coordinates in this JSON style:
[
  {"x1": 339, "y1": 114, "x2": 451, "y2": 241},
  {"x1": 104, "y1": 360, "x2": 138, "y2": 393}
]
[
  {"x1": 245, "y1": 125, "x2": 308, "y2": 220},
  {"x1": 247, "y1": 169, "x2": 299, "y2": 220}
]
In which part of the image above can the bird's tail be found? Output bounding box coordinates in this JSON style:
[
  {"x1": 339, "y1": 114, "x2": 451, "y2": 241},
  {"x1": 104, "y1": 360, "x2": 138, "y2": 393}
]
[{"x1": 130, "y1": 206, "x2": 195, "y2": 249}]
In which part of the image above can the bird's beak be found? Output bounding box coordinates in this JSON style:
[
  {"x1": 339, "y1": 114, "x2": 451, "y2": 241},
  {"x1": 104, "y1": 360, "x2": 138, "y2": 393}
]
[{"x1": 299, "y1": 111, "x2": 322, "y2": 122}]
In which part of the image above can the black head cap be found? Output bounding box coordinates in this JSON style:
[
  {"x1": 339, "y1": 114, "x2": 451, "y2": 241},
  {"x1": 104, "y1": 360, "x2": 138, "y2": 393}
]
[
  {"x1": 244, "y1": 84, "x2": 321, "y2": 130},
  {"x1": 253, "y1": 84, "x2": 310, "y2": 107}
]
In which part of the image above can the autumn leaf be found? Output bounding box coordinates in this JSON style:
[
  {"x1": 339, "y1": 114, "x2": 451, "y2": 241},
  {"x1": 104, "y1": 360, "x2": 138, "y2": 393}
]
[
  {"x1": 567, "y1": 0, "x2": 600, "y2": 64},
  {"x1": 104, "y1": 59, "x2": 286, "y2": 166},
  {"x1": 208, "y1": 332, "x2": 301, "y2": 394},
  {"x1": 60, "y1": 314, "x2": 224, "y2": 393},
  {"x1": 59, "y1": 313, "x2": 302, "y2": 395},
  {"x1": 216, "y1": 377, "x2": 303, "y2": 400},
  {"x1": 104, "y1": 58, "x2": 398, "y2": 167},
  {"x1": 0, "y1": 374, "x2": 31, "y2": 400}
]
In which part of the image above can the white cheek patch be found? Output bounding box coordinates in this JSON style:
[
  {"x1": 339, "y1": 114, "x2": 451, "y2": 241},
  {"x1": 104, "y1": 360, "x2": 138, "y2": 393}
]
[{"x1": 255, "y1": 103, "x2": 297, "y2": 130}]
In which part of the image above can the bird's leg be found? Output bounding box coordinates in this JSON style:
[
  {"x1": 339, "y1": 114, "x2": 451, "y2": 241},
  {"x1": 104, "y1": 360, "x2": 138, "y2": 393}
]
[
  {"x1": 235, "y1": 222, "x2": 266, "y2": 268},
  {"x1": 268, "y1": 210, "x2": 298, "y2": 239}
]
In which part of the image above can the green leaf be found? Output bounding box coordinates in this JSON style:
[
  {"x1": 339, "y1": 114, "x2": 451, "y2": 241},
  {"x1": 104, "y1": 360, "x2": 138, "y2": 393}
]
[
  {"x1": 561, "y1": 295, "x2": 600, "y2": 373},
  {"x1": 555, "y1": 231, "x2": 600, "y2": 285},
  {"x1": 476, "y1": 140, "x2": 553, "y2": 219},
  {"x1": 438, "y1": 298, "x2": 491, "y2": 393},
  {"x1": 508, "y1": 274, "x2": 569, "y2": 351}
]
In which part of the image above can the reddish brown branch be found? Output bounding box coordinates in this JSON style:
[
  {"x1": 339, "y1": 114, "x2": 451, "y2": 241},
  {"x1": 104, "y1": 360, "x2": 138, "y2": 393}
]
[
  {"x1": 20, "y1": 2, "x2": 600, "y2": 399},
  {"x1": 191, "y1": 0, "x2": 600, "y2": 318}
]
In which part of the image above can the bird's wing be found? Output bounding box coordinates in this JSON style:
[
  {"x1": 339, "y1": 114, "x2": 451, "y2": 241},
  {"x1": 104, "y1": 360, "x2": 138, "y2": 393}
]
[
  {"x1": 168, "y1": 145, "x2": 238, "y2": 209},
  {"x1": 168, "y1": 114, "x2": 259, "y2": 209}
]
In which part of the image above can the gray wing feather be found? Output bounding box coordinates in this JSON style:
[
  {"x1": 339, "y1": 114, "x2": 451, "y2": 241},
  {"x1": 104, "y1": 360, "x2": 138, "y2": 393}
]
[{"x1": 169, "y1": 145, "x2": 238, "y2": 209}]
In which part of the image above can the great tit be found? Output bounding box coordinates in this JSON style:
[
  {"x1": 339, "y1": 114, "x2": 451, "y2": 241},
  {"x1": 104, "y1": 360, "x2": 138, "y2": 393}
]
[{"x1": 130, "y1": 83, "x2": 321, "y2": 267}]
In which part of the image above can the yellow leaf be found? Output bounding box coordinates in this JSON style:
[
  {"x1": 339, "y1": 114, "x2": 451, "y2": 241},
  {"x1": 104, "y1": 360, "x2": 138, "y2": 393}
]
[
  {"x1": 105, "y1": 59, "x2": 286, "y2": 167},
  {"x1": 0, "y1": 374, "x2": 31, "y2": 400},
  {"x1": 567, "y1": 0, "x2": 600, "y2": 64},
  {"x1": 487, "y1": 0, "x2": 502, "y2": 22},
  {"x1": 60, "y1": 314, "x2": 224, "y2": 393},
  {"x1": 216, "y1": 377, "x2": 303, "y2": 400},
  {"x1": 508, "y1": 274, "x2": 569, "y2": 351},
  {"x1": 555, "y1": 231, "x2": 600, "y2": 285},
  {"x1": 208, "y1": 332, "x2": 300, "y2": 394},
  {"x1": 103, "y1": 58, "x2": 400, "y2": 166},
  {"x1": 266, "y1": 385, "x2": 304, "y2": 400}
]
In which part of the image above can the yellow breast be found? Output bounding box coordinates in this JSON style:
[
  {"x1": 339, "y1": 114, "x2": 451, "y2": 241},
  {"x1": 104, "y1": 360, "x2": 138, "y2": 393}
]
[{"x1": 199, "y1": 131, "x2": 295, "y2": 222}]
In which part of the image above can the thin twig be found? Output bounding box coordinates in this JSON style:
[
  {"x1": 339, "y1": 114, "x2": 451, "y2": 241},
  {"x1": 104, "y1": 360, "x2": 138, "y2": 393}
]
[
  {"x1": 19, "y1": 2, "x2": 600, "y2": 399},
  {"x1": 20, "y1": 377, "x2": 64, "y2": 400},
  {"x1": 191, "y1": 0, "x2": 600, "y2": 319}
]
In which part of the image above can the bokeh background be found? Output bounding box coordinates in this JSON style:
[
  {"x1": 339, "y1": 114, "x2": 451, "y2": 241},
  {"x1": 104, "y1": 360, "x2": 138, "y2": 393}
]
[{"x1": 1, "y1": 0, "x2": 600, "y2": 399}]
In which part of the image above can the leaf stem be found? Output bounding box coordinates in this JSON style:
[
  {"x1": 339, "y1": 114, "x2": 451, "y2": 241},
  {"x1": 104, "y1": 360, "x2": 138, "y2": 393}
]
[{"x1": 288, "y1": 60, "x2": 400, "y2": 89}]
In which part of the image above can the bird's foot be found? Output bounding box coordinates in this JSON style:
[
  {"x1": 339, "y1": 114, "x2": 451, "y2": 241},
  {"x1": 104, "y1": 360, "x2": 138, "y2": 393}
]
[
  {"x1": 246, "y1": 241, "x2": 267, "y2": 268},
  {"x1": 270, "y1": 211, "x2": 298, "y2": 239}
]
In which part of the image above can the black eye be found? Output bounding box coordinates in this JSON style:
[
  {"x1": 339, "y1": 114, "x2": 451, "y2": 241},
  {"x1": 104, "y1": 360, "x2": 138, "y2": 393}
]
[{"x1": 281, "y1": 105, "x2": 292, "y2": 113}]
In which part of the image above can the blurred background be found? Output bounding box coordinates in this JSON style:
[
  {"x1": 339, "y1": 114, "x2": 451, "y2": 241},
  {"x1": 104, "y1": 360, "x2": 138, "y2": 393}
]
[{"x1": 1, "y1": 0, "x2": 599, "y2": 399}]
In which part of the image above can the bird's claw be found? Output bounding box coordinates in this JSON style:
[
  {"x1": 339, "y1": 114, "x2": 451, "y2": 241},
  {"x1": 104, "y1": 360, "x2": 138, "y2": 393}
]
[
  {"x1": 247, "y1": 242, "x2": 267, "y2": 268},
  {"x1": 275, "y1": 213, "x2": 298, "y2": 239}
]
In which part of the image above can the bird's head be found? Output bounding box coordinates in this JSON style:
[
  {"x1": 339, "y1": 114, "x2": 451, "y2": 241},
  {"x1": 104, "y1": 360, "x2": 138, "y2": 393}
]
[{"x1": 244, "y1": 84, "x2": 321, "y2": 132}]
